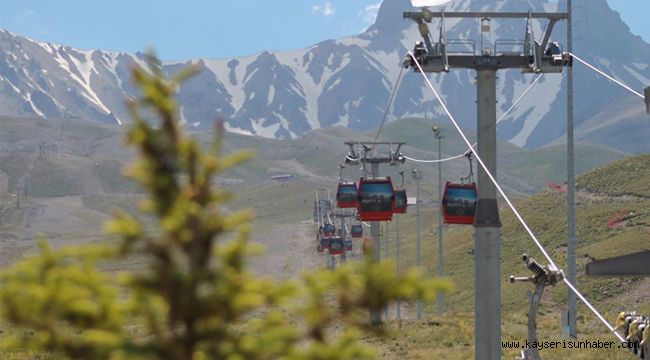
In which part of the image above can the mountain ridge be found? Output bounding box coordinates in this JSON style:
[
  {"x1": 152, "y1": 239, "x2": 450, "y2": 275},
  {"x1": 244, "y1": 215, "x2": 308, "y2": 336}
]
[{"x1": 0, "y1": 0, "x2": 648, "y2": 152}]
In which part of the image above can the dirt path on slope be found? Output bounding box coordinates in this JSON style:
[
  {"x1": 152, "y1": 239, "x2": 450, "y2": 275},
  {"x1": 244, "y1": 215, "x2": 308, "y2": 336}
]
[
  {"x1": 0, "y1": 195, "x2": 108, "y2": 266},
  {"x1": 575, "y1": 188, "x2": 649, "y2": 203},
  {"x1": 248, "y1": 221, "x2": 323, "y2": 280}
]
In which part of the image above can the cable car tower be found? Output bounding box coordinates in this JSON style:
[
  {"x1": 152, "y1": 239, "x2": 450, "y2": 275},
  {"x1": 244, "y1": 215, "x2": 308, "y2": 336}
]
[
  {"x1": 345, "y1": 141, "x2": 405, "y2": 325},
  {"x1": 403, "y1": 8, "x2": 570, "y2": 360}
]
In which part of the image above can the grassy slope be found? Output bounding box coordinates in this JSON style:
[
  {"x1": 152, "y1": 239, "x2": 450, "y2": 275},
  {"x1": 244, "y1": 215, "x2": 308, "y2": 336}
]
[
  {"x1": 1, "y1": 116, "x2": 646, "y2": 359},
  {"x1": 578, "y1": 154, "x2": 650, "y2": 197},
  {"x1": 363, "y1": 154, "x2": 650, "y2": 359}
]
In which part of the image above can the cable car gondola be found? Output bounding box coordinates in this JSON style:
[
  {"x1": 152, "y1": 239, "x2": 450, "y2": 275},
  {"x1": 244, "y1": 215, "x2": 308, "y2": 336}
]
[
  {"x1": 318, "y1": 236, "x2": 331, "y2": 253},
  {"x1": 357, "y1": 177, "x2": 395, "y2": 221},
  {"x1": 329, "y1": 237, "x2": 344, "y2": 255},
  {"x1": 441, "y1": 152, "x2": 477, "y2": 225},
  {"x1": 344, "y1": 239, "x2": 353, "y2": 252},
  {"x1": 441, "y1": 182, "x2": 477, "y2": 225},
  {"x1": 321, "y1": 223, "x2": 336, "y2": 237},
  {"x1": 336, "y1": 182, "x2": 358, "y2": 208},
  {"x1": 393, "y1": 189, "x2": 407, "y2": 214},
  {"x1": 350, "y1": 224, "x2": 363, "y2": 238}
]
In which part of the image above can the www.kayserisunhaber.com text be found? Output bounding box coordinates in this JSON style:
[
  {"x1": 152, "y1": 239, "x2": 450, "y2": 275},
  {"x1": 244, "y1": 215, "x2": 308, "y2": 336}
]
[{"x1": 502, "y1": 340, "x2": 639, "y2": 350}]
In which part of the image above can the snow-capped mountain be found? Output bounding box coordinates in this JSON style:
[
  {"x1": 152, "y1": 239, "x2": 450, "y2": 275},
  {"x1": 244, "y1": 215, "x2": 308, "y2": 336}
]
[{"x1": 1, "y1": 0, "x2": 649, "y2": 152}]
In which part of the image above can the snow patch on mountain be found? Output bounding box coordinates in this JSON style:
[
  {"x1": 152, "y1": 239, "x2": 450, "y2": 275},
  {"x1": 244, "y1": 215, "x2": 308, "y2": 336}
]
[
  {"x1": 251, "y1": 118, "x2": 281, "y2": 138},
  {"x1": 26, "y1": 92, "x2": 45, "y2": 118},
  {"x1": 49, "y1": 46, "x2": 115, "y2": 120},
  {"x1": 101, "y1": 52, "x2": 124, "y2": 88},
  {"x1": 224, "y1": 123, "x2": 254, "y2": 136},
  {"x1": 267, "y1": 84, "x2": 275, "y2": 104},
  {"x1": 1, "y1": 0, "x2": 648, "y2": 152},
  {"x1": 4, "y1": 77, "x2": 21, "y2": 94},
  {"x1": 509, "y1": 73, "x2": 565, "y2": 147},
  {"x1": 275, "y1": 49, "x2": 321, "y2": 131},
  {"x1": 623, "y1": 64, "x2": 650, "y2": 85},
  {"x1": 204, "y1": 54, "x2": 257, "y2": 113},
  {"x1": 273, "y1": 111, "x2": 298, "y2": 139}
]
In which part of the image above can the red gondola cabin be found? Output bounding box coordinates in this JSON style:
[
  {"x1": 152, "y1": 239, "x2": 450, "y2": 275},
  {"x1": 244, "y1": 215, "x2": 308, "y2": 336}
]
[
  {"x1": 350, "y1": 224, "x2": 363, "y2": 238},
  {"x1": 318, "y1": 236, "x2": 331, "y2": 253},
  {"x1": 321, "y1": 223, "x2": 336, "y2": 237},
  {"x1": 393, "y1": 189, "x2": 407, "y2": 214},
  {"x1": 356, "y1": 177, "x2": 395, "y2": 221},
  {"x1": 441, "y1": 182, "x2": 477, "y2": 225},
  {"x1": 336, "y1": 182, "x2": 358, "y2": 208},
  {"x1": 344, "y1": 239, "x2": 353, "y2": 252},
  {"x1": 329, "y1": 237, "x2": 344, "y2": 255}
]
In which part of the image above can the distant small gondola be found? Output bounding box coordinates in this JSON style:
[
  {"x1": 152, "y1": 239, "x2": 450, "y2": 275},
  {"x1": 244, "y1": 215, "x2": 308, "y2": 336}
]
[
  {"x1": 350, "y1": 224, "x2": 363, "y2": 238},
  {"x1": 393, "y1": 189, "x2": 407, "y2": 214},
  {"x1": 357, "y1": 177, "x2": 395, "y2": 221},
  {"x1": 329, "y1": 237, "x2": 344, "y2": 255},
  {"x1": 321, "y1": 223, "x2": 336, "y2": 237},
  {"x1": 318, "y1": 236, "x2": 331, "y2": 253},
  {"x1": 344, "y1": 239, "x2": 353, "y2": 252},
  {"x1": 336, "y1": 182, "x2": 358, "y2": 208},
  {"x1": 441, "y1": 182, "x2": 477, "y2": 225}
]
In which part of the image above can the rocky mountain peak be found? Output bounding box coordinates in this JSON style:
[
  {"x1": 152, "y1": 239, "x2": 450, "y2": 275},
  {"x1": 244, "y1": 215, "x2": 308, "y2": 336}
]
[{"x1": 0, "y1": 0, "x2": 648, "y2": 152}]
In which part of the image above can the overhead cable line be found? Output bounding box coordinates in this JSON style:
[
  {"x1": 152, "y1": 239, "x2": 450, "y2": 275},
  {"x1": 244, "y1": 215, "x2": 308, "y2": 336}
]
[
  {"x1": 403, "y1": 153, "x2": 466, "y2": 163},
  {"x1": 374, "y1": 66, "x2": 406, "y2": 143},
  {"x1": 497, "y1": 74, "x2": 545, "y2": 124},
  {"x1": 570, "y1": 52, "x2": 646, "y2": 99},
  {"x1": 404, "y1": 73, "x2": 544, "y2": 164},
  {"x1": 406, "y1": 51, "x2": 625, "y2": 343},
  {"x1": 407, "y1": 51, "x2": 557, "y2": 267}
]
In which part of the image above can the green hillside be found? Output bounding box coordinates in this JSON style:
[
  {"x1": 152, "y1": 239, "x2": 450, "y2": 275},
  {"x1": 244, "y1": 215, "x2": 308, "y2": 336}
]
[
  {"x1": 390, "y1": 153, "x2": 650, "y2": 310},
  {"x1": 577, "y1": 154, "x2": 650, "y2": 197},
  {"x1": 1, "y1": 114, "x2": 647, "y2": 359},
  {"x1": 357, "y1": 154, "x2": 650, "y2": 359}
]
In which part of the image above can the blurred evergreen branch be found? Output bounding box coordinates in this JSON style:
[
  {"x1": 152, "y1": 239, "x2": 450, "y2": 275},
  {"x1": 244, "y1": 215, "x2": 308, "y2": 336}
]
[{"x1": 0, "y1": 52, "x2": 452, "y2": 360}]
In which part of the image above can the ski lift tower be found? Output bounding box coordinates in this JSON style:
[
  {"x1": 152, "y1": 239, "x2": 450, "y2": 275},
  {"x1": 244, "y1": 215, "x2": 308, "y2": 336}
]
[
  {"x1": 345, "y1": 141, "x2": 405, "y2": 325},
  {"x1": 403, "y1": 8, "x2": 571, "y2": 360}
]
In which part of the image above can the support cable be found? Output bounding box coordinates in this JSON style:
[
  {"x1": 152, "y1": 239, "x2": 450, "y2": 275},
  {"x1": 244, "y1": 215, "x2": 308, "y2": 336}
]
[
  {"x1": 403, "y1": 73, "x2": 543, "y2": 164},
  {"x1": 403, "y1": 153, "x2": 466, "y2": 163},
  {"x1": 374, "y1": 66, "x2": 406, "y2": 143},
  {"x1": 498, "y1": 74, "x2": 544, "y2": 123},
  {"x1": 407, "y1": 51, "x2": 626, "y2": 343},
  {"x1": 569, "y1": 52, "x2": 646, "y2": 99}
]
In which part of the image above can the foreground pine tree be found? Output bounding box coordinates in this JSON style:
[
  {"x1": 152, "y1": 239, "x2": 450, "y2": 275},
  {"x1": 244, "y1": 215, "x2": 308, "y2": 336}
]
[{"x1": 0, "y1": 54, "x2": 450, "y2": 360}]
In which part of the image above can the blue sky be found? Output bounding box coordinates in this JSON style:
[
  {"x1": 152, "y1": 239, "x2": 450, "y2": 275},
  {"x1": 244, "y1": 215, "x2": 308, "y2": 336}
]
[{"x1": 0, "y1": 0, "x2": 648, "y2": 60}]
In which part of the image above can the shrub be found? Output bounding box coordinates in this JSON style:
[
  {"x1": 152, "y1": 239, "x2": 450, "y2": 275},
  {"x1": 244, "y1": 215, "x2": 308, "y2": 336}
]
[{"x1": 0, "y1": 53, "x2": 451, "y2": 360}]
